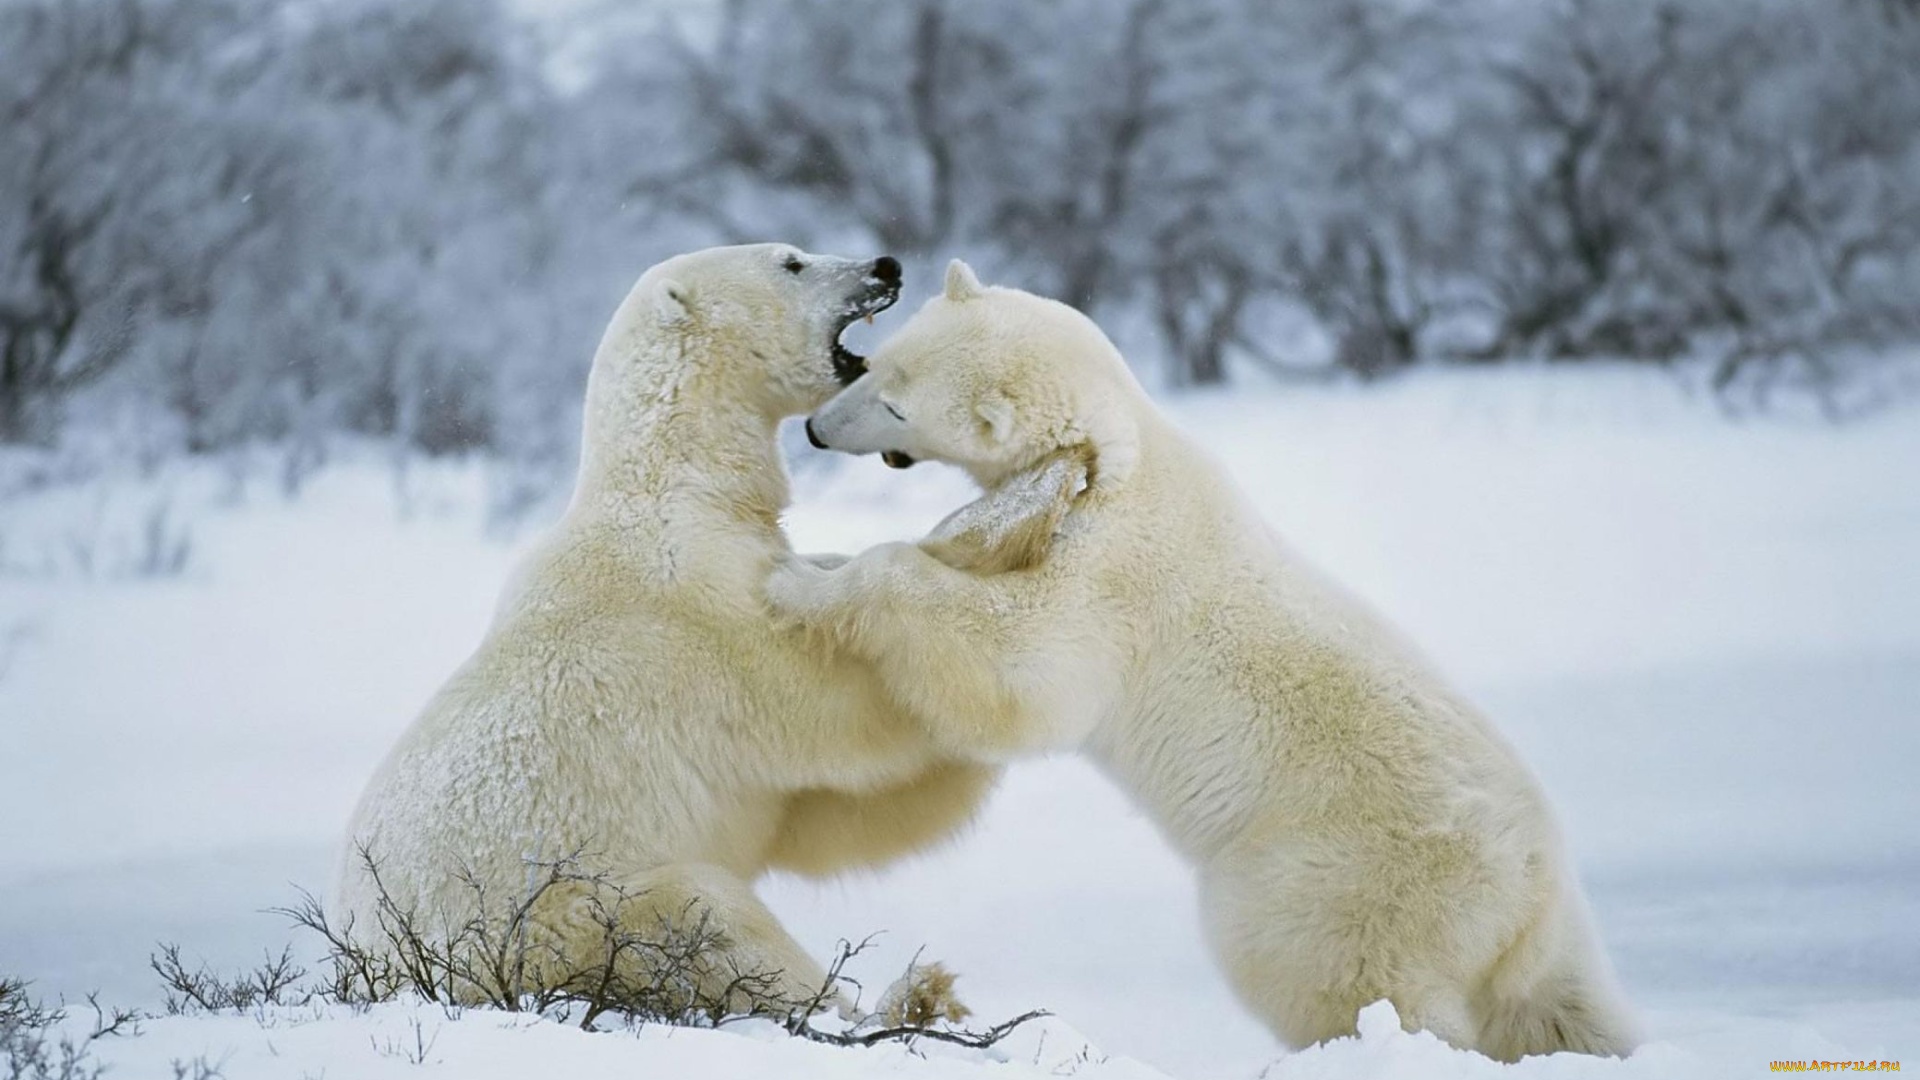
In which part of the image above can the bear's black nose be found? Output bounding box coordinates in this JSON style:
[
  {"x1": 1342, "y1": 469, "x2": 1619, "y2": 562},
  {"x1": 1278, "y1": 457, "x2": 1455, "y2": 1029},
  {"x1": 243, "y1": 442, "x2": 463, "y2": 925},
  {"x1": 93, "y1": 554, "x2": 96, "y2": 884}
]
[
  {"x1": 872, "y1": 256, "x2": 902, "y2": 285},
  {"x1": 804, "y1": 418, "x2": 828, "y2": 450}
]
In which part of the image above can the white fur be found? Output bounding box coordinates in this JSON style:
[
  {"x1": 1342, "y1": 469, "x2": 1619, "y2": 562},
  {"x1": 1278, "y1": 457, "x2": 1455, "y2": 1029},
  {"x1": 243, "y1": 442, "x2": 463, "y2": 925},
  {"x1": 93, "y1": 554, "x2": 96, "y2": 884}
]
[
  {"x1": 771, "y1": 263, "x2": 1640, "y2": 1059},
  {"x1": 336, "y1": 245, "x2": 997, "y2": 1009}
]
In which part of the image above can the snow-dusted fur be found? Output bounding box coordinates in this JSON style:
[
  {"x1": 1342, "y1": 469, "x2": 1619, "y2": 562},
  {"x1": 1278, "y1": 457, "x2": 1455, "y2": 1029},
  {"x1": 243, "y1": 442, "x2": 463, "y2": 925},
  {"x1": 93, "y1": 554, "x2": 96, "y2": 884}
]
[
  {"x1": 337, "y1": 245, "x2": 997, "y2": 1008},
  {"x1": 770, "y1": 261, "x2": 1640, "y2": 1060}
]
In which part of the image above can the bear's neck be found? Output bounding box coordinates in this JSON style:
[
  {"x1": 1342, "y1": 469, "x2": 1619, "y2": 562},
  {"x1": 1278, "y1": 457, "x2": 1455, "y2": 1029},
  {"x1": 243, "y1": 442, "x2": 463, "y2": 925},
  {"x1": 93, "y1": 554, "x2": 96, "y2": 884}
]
[{"x1": 569, "y1": 343, "x2": 790, "y2": 544}]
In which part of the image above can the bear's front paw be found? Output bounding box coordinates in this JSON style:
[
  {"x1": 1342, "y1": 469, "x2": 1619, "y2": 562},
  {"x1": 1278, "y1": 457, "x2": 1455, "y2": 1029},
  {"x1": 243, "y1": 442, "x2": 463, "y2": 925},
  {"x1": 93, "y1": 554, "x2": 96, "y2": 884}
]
[{"x1": 873, "y1": 959, "x2": 971, "y2": 1030}]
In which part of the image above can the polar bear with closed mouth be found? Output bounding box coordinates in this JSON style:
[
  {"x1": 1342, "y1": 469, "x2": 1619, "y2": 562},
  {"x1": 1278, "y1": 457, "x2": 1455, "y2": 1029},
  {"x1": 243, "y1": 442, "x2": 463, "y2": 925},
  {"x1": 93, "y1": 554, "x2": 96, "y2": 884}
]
[
  {"x1": 338, "y1": 245, "x2": 1003, "y2": 1014},
  {"x1": 769, "y1": 260, "x2": 1640, "y2": 1060}
]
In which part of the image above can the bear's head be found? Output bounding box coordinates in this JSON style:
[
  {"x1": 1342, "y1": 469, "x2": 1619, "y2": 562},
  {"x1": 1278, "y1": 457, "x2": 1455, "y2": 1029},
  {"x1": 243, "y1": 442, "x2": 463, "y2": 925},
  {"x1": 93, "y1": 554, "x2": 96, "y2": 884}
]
[
  {"x1": 622, "y1": 243, "x2": 902, "y2": 416},
  {"x1": 803, "y1": 260, "x2": 1141, "y2": 490}
]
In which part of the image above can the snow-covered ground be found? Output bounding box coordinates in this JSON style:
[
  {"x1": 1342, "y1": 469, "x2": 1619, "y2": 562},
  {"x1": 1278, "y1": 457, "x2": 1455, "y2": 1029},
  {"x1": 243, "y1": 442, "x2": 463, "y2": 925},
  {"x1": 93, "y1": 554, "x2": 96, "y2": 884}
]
[
  {"x1": 25, "y1": 996, "x2": 1918, "y2": 1080},
  {"x1": 3, "y1": 366, "x2": 1917, "y2": 1077}
]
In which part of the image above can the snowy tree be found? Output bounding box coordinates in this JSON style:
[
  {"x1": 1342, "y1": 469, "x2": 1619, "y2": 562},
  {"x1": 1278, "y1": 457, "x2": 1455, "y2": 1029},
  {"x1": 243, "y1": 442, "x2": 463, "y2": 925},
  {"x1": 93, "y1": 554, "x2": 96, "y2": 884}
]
[{"x1": 5, "y1": 0, "x2": 1917, "y2": 460}]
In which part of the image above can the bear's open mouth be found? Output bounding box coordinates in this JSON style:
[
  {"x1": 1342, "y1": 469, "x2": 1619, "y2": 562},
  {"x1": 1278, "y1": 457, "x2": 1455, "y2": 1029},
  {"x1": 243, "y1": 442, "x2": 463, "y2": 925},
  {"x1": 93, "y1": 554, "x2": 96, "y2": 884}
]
[{"x1": 830, "y1": 279, "x2": 901, "y2": 386}]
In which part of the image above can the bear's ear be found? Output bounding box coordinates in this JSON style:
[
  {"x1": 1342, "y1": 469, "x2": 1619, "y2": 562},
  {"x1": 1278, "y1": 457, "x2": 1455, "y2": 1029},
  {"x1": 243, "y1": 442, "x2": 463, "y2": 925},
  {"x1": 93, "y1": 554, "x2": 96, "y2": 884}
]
[
  {"x1": 651, "y1": 277, "x2": 693, "y2": 325},
  {"x1": 944, "y1": 259, "x2": 984, "y2": 302},
  {"x1": 975, "y1": 392, "x2": 1016, "y2": 445}
]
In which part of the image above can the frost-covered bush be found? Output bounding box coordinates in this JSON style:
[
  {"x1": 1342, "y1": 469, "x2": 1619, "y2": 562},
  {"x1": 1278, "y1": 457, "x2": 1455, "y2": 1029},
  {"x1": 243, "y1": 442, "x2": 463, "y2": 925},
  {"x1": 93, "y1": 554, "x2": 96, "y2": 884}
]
[{"x1": 3, "y1": 0, "x2": 1913, "y2": 483}]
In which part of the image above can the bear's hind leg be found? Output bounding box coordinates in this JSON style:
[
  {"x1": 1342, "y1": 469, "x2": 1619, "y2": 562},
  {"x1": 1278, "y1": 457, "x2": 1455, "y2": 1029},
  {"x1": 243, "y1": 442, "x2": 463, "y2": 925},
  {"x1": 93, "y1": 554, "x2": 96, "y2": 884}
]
[
  {"x1": 1472, "y1": 959, "x2": 1638, "y2": 1061},
  {"x1": 1388, "y1": 982, "x2": 1479, "y2": 1050},
  {"x1": 1200, "y1": 855, "x2": 1482, "y2": 1053},
  {"x1": 1470, "y1": 890, "x2": 1639, "y2": 1061},
  {"x1": 580, "y1": 862, "x2": 845, "y2": 1018}
]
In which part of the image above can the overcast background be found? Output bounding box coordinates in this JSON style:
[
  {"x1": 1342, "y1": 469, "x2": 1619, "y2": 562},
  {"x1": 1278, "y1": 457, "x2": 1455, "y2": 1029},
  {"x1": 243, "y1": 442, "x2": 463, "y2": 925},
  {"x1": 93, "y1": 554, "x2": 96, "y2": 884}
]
[{"x1": 3, "y1": 1, "x2": 1918, "y2": 1077}]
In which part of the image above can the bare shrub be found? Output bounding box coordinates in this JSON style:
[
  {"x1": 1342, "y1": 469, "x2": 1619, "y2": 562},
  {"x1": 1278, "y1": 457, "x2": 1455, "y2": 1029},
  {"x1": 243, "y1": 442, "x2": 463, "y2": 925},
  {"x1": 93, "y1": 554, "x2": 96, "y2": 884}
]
[
  {"x1": 279, "y1": 846, "x2": 792, "y2": 1028},
  {"x1": 168, "y1": 1057, "x2": 224, "y2": 1080},
  {"x1": 369, "y1": 1017, "x2": 438, "y2": 1065},
  {"x1": 0, "y1": 979, "x2": 138, "y2": 1080},
  {"x1": 0, "y1": 979, "x2": 63, "y2": 1032},
  {"x1": 130, "y1": 498, "x2": 193, "y2": 578},
  {"x1": 150, "y1": 945, "x2": 311, "y2": 1016},
  {"x1": 0, "y1": 1023, "x2": 102, "y2": 1080},
  {"x1": 4, "y1": 488, "x2": 195, "y2": 581},
  {"x1": 273, "y1": 847, "x2": 1047, "y2": 1047}
]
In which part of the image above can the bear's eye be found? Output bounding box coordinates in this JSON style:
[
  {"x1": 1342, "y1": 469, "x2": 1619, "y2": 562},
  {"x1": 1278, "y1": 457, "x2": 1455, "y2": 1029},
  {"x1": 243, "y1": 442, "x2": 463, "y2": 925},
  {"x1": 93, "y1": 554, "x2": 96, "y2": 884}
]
[
  {"x1": 783, "y1": 257, "x2": 805, "y2": 275},
  {"x1": 883, "y1": 401, "x2": 906, "y2": 421}
]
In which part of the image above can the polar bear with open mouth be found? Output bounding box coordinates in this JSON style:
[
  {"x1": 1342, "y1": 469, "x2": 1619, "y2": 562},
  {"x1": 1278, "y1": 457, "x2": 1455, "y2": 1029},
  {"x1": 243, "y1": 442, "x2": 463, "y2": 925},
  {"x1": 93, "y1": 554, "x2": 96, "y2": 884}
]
[{"x1": 338, "y1": 246, "x2": 999, "y2": 1014}]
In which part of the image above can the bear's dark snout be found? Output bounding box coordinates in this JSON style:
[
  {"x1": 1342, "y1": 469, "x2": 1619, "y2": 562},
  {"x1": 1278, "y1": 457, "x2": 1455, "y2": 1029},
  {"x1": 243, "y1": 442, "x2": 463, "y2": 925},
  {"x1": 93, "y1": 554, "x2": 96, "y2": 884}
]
[
  {"x1": 804, "y1": 418, "x2": 828, "y2": 450},
  {"x1": 871, "y1": 256, "x2": 902, "y2": 285}
]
